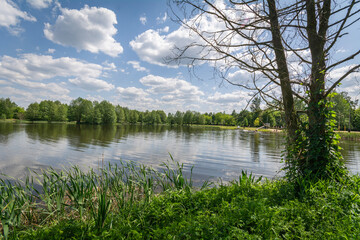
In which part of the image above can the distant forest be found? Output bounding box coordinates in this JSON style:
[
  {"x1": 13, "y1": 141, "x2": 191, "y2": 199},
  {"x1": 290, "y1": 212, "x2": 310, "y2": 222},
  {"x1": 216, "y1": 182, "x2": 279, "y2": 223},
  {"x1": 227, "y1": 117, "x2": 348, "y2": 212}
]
[{"x1": 1, "y1": 93, "x2": 360, "y2": 130}]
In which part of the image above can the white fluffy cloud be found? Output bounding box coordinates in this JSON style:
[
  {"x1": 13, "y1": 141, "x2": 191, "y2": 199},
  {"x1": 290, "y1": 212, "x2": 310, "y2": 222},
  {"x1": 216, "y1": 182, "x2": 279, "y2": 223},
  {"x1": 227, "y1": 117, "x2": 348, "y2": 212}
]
[
  {"x1": 328, "y1": 64, "x2": 360, "y2": 81},
  {"x1": 0, "y1": 0, "x2": 36, "y2": 34},
  {"x1": 11, "y1": 78, "x2": 69, "y2": 94},
  {"x1": 328, "y1": 64, "x2": 360, "y2": 98},
  {"x1": 130, "y1": 2, "x2": 251, "y2": 68},
  {"x1": 205, "y1": 90, "x2": 253, "y2": 113},
  {"x1": 130, "y1": 28, "x2": 196, "y2": 67},
  {"x1": 130, "y1": 17, "x2": 232, "y2": 67},
  {"x1": 227, "y1": 69, "x2": 253, "y2": 86},
  {"x1": 27, "y1": 0, "x2": 52, "y2": 9},
  {"x1": 0, "y1": 54, "x2": 114, "y2": 92},
  {"x1": 127, "y1": 61, "x2": 148, "y2": 72},
  {"x1": 69, "y1": 77, "x2": 114, "y2": 91},
  {"x1": 116, "y1": 87, "x2": 149, "y2": 100},
  {"x1": 140, "y1": 74, "x2": 204, "y2": 102},
  {"x1": 1, "y1": 86, "x2": 72, "y2": 106},
  {"x1": 44, "y1": 5, "x2": 123, "y2": 57},
  {"x1": 208, "y1": 91, "x2": 250, "y2": 104}
]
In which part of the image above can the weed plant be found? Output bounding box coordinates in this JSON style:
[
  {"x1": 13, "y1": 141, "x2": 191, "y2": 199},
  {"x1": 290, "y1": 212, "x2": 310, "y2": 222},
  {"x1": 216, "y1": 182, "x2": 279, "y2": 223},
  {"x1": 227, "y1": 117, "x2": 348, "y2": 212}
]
[{"x1": 0, "y1": 161, "x2": 360, "y2": 239}]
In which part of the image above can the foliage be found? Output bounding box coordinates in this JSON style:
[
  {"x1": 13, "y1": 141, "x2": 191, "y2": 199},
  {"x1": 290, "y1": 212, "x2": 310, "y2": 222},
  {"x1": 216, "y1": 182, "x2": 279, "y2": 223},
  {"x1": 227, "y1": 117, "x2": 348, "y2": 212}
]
[
  {"x1": 253, "y1": 117, "x2": 260, "y2": 127},
  {"x1": 0, "y1": 98, "x2": 18, "y2": 119},
  {"x1": 354, "y1": 108, "x2": 360, "y2": 131},
  {"x1": 332, "y1": 92, "x2": 358, "y2": 131},
  {"x1": 68, "y1": 98, "x2": 93, "y2": 124},
  {"x1": 285, "y1": 96, "x2": 348, "y2": 181},
  {"x1": 95, "y1": 101, "x2": 117, "y2": 124},
  {"x1": 25, "y1": 103, "x2": 40, "y2": 121},
  {"x1": 2, "y1": 165, "x2": 358, "y2": 239}
]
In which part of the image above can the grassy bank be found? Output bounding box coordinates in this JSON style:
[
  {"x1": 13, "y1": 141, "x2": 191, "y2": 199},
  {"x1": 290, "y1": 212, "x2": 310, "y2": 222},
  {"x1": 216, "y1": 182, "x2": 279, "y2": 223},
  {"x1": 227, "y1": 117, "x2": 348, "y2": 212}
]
[
  {"x1": 338, "y1": 131, "x2": 360, "y2": 140},
  {"x1": 1, "y1": 161, "x2": 360, "y2": 239},
  {"x1": 189, "y1": 124, "x2": 280, "y2": 132}
]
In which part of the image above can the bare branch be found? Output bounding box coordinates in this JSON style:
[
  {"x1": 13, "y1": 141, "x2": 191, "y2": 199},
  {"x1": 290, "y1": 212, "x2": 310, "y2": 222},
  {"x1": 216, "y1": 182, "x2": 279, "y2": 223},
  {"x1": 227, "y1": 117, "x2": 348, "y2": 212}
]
[{"x1": 325, "y1": 64, "x2": 360, "y2": 97}]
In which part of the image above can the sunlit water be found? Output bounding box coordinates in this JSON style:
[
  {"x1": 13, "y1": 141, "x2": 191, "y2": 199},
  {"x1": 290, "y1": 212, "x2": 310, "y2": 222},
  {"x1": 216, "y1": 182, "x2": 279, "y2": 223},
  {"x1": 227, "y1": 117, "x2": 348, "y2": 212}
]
[{"x1": 1, "y1": 123, "x2": 359, "y2": 183}]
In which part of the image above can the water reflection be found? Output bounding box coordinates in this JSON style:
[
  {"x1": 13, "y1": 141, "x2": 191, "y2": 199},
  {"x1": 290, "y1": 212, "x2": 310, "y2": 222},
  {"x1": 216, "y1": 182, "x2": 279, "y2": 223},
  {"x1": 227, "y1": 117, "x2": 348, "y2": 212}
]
[
  {"x1": 0, "y1": 122, "x2": 359, "y2": 182},
  {"x1": 25, "y1": 123, "x2": 67, "y2": 143},
  {"x1": 0, "y1": 123, "x2": 24, "y2": 144},
  {"x1": 250, "y1": 133, "x2": 260, "y2": 163}
]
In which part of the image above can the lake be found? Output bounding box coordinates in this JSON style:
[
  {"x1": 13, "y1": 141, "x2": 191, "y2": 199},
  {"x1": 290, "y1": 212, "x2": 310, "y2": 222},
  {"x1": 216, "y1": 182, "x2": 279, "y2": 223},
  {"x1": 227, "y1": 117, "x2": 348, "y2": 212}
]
[{"x1": 1, "y1": 123, "x2": 359, "y2": 183}]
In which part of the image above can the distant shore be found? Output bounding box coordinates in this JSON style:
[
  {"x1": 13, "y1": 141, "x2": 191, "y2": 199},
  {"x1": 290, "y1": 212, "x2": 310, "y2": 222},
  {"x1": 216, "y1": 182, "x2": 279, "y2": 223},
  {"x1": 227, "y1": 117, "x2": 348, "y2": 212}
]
[{"x1": 1, "y1": 119, "x2": 360, "y2": 140}]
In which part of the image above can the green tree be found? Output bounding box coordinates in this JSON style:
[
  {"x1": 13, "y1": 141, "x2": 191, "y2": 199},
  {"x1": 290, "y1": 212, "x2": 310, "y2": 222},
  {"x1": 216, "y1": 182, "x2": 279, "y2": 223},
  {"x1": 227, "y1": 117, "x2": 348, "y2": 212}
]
[
  {"x1": 14, "y1": 106, "x2": 25, "y2": 120},
  {"x1": 39, "y1": 100, "x2": 55, "y2": 121},
  {"x1": 174, "y1": 111, "x2": 183, "y2": 125},
  {"x1": 254, "y1": 118, "x2": 260, "y2": 127},
  {"x1": 183, "y1": 110, "x2": 193, "y2": 125},
  {"x1": 332, "y1": 92, "x2": 358, "y2": 130},
  {"x1": 353, "y1": 108, "x2": 360, "y2": 131},
  {"x1": 98, "y1": 101, "x2": 117, "y2": 124},
  {"x1": 242, "y1": 118, "x2": 248, "y2": 127},
  {"x1": 214, "y1": 112, "x2": 224, "y2": 125},
  {"x1": 68, "y1": 98, "x2": 93, "y2": 124},
  {"x1": 55, "y1": 102, "x2": 68, "y2": 122},
  {"x1": 138, "y1": 112, "x2": 144, "y2": 124},
  {"x1": 129, "y1": 110, "x2": 139, "y2": 124},
  {"x1": 144, "y1": 111, "x2": 152, "y2": 125},
  {"x1": 93, "y1": 102, "x2": 102, "y2": 124},
  {"x1": 157, "y1": 110, "x2": 167, "y2": 123},
  {"x1": 198, "y1": 114, "x2": 205, "y2": 125},
  {"x1": 26, "y1": 103, "x2": 40, "y2": 121},
  {"x1": 155, "y1": 113, "x2": 161, "y2": 124},
  {"x1": 0, "y1": 98, "x2": 18, "y2": 119},
  {"x1": 268, "y1": 114, "x2": 276, "y2": 127},
  {"x1": 115, "y1": 105, "x2": 125, "y2": 123},
  {"x1": 204, "y1": 115, "x2": 212, "y2": 125},
  {"x1": 224, "y1": 115, "x2": 235, "y2": 126},
  {"x1": 167, "y1": 113, "x2": 175, "y2": 125}
]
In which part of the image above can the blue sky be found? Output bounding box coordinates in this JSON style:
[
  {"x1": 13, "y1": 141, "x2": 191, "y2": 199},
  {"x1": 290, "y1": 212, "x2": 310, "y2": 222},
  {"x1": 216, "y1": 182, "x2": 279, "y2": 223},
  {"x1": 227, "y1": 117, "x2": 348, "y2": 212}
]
[{"x1": 0, "y1": 0, "x2": 359, "y2": 113}]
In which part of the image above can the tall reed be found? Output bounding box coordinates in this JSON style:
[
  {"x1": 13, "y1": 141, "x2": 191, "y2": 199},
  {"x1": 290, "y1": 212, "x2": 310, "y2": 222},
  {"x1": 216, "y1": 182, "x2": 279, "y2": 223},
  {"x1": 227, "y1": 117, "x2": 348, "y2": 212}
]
[{"x1": 0, "y1": 157, "x2": 197, "y2": 238}]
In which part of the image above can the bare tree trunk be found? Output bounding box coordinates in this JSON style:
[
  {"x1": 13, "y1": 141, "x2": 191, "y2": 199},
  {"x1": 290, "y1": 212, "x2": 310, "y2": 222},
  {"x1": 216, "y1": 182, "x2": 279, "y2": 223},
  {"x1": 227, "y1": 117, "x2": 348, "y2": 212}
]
[{"x1": 267, "y1": 0, "x2": 298, "y2": 142}]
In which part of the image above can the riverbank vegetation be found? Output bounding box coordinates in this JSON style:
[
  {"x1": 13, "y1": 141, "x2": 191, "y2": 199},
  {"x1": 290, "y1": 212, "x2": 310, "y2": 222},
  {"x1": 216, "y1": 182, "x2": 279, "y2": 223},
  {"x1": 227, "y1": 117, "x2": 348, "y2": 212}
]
[
  {"x1": 1, "y1": 93, "x2": 360, "y2": 131},
  {"x1": 1, "y1": 161, "x2": 360, "y2": 239}
]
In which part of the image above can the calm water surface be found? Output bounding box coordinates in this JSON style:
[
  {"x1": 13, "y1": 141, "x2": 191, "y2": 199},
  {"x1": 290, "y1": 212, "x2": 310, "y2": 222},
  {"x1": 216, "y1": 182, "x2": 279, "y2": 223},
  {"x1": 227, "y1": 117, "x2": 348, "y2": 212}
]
[{"x1": 1, "y1": 123, "x2": 359, "y2": 182}]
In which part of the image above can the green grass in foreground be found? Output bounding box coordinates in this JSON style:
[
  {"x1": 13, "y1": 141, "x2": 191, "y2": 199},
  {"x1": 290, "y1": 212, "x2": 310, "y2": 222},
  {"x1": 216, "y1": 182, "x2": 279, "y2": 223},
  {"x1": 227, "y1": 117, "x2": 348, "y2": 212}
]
[{"x1": 1, "y1": 160, "x2": 360, "y2": 239}]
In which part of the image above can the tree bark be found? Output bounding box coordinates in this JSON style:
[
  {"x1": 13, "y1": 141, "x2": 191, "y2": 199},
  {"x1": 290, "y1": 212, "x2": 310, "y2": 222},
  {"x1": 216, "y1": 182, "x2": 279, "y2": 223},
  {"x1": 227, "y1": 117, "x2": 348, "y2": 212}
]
[
  {"x1": 267, "y1": 0, "x2": 298, "y2": 142},
  {"x1": 305, "y1": 0, "x2": 331, "y2": 171}
]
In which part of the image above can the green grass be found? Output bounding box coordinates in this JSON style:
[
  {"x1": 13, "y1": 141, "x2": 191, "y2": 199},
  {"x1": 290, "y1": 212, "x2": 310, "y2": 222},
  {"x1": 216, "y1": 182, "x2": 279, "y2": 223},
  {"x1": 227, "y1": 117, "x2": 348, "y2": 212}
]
[
  {"x1": 189, "y1": 124, "x2": 280, "y2": 132},
  {"x1": 1, "y1": 161, "x2": 360, "y2": 239},
  {"x1": 337, "y1": 131, "x2": 360, "y2": 140}
]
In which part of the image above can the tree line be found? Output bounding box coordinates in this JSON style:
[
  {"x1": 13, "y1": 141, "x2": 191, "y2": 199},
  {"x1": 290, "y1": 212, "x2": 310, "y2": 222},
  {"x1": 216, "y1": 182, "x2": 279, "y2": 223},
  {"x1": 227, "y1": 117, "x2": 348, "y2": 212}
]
[{"x1": 1, "y1": 95, "x2": 360, "y2": 130}]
